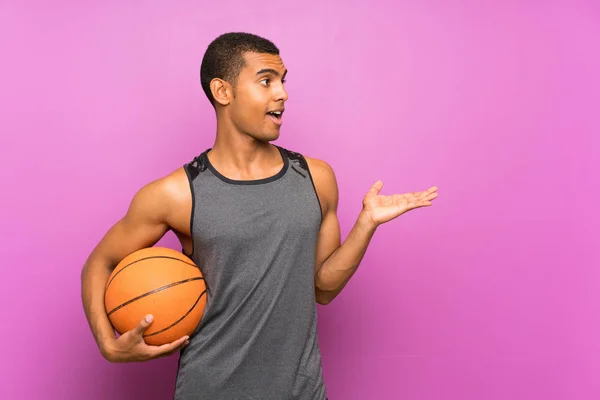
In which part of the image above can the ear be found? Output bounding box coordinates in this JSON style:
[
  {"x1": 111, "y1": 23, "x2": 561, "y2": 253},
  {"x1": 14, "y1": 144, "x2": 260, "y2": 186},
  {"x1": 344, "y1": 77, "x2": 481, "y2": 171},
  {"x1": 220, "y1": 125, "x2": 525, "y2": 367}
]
[{"x1": 210, "y1": 78, "x2": 233, "y2": 106}]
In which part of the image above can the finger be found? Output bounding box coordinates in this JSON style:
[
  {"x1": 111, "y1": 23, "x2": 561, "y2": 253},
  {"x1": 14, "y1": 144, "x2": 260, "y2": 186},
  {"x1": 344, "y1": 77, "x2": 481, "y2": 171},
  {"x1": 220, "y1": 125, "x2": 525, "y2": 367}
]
[
  {"x1": 419, "y1": 187, "x2": 435, "y2": 196},
  {"x1": 419, "y1": 188, "x2": 438, "y2": 199},
  {"x1": 160, "y1": 338, "x2": 190, "y2": 358},
  {"x1": 420, "y1": 192, "x2": 437, "y2": 202},
  {"x1": 409, "y1": 201, "x2": 429, "y2": 210},
  {"x1": 157, "y1": 337, "x2": 190, "y2": 359},
  {"x1": 411, "y1": 196, "x2": 433, "y2": 207},
  {"x1": 148, "y1": 335, "x2": 189, "y2": 357},
  {"x1": 133, "y1": 314, "x2": 154, "y2": 337},
  {"x1": 369, "y1": 180, "x2": 384, "y2": 195},
  {"x1": 417, "y1": 187, "x2": 437, "y2": 197}
]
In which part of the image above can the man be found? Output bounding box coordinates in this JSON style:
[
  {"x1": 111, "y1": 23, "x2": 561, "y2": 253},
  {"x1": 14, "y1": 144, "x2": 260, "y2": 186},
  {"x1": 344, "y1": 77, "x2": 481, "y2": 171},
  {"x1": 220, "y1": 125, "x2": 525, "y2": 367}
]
[{"x1": 81, "y1": 32, "x2": 438, "y2": 399}]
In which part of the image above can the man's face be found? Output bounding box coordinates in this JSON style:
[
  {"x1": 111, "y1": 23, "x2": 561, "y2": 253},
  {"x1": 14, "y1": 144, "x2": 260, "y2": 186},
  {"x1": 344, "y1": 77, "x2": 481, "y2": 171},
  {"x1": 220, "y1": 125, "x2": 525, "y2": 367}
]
[{"x1": 228, "y1": 52, "x2": 288, "y2": 142}]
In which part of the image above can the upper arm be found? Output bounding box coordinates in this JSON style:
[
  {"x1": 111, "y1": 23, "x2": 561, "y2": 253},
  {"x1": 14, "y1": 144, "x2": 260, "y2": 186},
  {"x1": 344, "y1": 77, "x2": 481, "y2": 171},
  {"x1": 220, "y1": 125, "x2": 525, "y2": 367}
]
[
  {"x1": 86, "y1": 173, "x2": 181, "y2": 268},
  {"x1": 305, "y1": 157, "x2": 341, "y2": 275}
]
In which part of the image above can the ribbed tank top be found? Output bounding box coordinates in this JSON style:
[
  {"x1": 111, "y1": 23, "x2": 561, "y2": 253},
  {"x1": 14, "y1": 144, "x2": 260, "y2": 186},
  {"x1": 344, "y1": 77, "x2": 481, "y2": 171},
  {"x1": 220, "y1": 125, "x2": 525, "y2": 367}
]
[{"x1": 174, "y1": 145, "x2": 327, "y2": 400}]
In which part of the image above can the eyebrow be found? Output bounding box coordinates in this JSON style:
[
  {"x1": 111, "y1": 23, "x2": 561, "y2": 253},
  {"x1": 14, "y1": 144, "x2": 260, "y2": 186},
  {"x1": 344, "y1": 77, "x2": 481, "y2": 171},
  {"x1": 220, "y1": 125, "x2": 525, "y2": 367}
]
[{"x1": 256, "y1": 68, "x2": 288, "y2": 78}]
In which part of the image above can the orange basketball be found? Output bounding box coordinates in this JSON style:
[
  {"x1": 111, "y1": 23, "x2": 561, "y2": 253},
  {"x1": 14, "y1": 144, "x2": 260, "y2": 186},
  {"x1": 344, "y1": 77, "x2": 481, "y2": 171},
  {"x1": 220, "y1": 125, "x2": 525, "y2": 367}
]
[{"x1": 104, "y1": 247, "x2": 207, "y2": 346}]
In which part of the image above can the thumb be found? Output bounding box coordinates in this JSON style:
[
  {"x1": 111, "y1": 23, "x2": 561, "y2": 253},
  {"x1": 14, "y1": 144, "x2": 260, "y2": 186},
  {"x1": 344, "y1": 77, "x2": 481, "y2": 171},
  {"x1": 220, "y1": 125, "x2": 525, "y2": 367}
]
[
  {"x1": 368, "y1": 180, "x2": 384, "y2": 195},
  {"x1": 133, "y1": 314, "x2": 154, "y2": 337}
]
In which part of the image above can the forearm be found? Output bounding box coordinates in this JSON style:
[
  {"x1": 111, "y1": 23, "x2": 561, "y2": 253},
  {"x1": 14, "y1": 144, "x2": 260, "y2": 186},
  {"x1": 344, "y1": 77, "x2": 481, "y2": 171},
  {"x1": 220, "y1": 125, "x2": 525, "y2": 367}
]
[
  {"x1": 315, "y1": 211, "x2": 378, "y2": 304},
  {"x1": 81, "y1": 259, "x2": 117, "y2": 356}
]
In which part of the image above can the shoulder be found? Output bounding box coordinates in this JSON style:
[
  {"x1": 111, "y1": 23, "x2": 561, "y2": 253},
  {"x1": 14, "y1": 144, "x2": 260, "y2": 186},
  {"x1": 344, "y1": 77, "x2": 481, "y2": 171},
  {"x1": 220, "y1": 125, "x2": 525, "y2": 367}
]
[
  {"x1": 304, "y1": 156, "x2": 336, "y2": 182},
  {"x1": 138, "y1": 167, "x2": 189, "y2": 202},
  {"x1": 303, "y1": 155, "x2": 339, "y2": 211},
  {"x1": 158, "y1": 167, "x2": 191, "y2": 203},
  {"x1": 280, "y1": 146, "x2": 335, "y2": 177},
  {"x1": 128, "y1": 167, "x2": 191, "y2": 222}
]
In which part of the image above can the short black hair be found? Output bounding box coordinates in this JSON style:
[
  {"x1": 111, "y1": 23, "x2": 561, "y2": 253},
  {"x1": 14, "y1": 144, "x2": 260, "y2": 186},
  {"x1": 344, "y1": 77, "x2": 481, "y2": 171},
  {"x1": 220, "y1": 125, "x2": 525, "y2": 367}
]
[{"x1": 200, "y1": 32, "x2": 280, "y2": 106}]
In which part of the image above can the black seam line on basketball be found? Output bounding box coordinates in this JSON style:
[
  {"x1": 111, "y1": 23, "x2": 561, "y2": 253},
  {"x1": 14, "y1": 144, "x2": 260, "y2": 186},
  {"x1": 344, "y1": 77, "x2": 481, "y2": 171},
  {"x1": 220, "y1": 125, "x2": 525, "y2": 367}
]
[
  {"x1": 106, "y1": 255, "x2": 197, "y2": 291},
  {"x1": 143, "y1": 289, "x2": 207, "y2": 338},
  {"x1": 106, "y1": 277, "x2": 204, "y2": 317}
]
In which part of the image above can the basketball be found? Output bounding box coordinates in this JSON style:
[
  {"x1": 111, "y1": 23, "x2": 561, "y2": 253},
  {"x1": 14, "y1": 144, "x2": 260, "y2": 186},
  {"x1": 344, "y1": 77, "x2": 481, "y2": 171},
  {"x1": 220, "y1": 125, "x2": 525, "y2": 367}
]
[{"x1": 104, "y1": 247, "x2": 207, "y2": 346}]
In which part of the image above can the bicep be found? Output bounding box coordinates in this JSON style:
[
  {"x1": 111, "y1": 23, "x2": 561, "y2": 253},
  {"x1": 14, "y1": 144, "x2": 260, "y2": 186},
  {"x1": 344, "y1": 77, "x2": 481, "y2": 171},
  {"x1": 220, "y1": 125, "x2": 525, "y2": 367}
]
[
  {"x1": 308, "y1": 159, "x2": 341, "y2": 274},
  {"x1": 315, "y1": 207, "x2": 341, "y2": 274},
  {"x1": 87, "y1": 180, "x2": 171, "y2": 268}
]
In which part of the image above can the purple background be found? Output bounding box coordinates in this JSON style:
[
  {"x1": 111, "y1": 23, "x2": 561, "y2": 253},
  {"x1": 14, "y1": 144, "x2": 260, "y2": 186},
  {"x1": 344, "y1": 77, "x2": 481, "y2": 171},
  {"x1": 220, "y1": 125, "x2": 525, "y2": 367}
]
[{"x1": 1, "y1": 1, "x2": 599, "y2": 399}]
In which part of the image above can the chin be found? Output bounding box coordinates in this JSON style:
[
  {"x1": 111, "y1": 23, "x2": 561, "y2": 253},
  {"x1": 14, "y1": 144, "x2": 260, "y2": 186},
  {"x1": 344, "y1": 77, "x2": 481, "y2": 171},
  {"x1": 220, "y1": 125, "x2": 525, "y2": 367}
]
[
  {"x1": 247, "y1": 128, "x2": 280, "y2": 143},
  {"x1": 262, "y1": 131, "x2": 281, "y2": 142}
]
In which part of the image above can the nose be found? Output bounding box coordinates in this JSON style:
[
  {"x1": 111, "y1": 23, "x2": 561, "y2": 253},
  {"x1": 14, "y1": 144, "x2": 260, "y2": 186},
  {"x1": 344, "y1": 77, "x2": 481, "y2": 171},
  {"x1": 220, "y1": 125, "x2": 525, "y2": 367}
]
[{"x1": 275, "y1": 83, "x2": 288, "y2": 103}]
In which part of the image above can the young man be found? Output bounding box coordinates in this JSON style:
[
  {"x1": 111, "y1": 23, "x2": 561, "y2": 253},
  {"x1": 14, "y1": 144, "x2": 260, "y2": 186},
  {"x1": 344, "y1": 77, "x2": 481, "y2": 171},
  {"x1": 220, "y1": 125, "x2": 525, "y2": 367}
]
[{"x1": 81, "y1": 32, "x2": 438, "y2": 399}]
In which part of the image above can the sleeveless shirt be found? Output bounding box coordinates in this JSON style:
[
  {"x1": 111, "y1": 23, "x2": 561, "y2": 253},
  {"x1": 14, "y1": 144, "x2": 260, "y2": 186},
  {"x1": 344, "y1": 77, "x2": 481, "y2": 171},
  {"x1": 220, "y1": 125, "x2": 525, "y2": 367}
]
[{"x1": 174, "y1": 145, "x2": 328, "y2": 400}]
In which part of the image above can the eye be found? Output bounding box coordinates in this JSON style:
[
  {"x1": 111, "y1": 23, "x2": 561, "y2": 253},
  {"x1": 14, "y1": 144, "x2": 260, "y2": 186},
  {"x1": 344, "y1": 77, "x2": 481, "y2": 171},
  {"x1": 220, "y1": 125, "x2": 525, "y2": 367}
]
[
  {"x1": 260, "y1": 78, "x2": 270, "y2": 86},
  {"x1": 282, "y1": 78, "x2": 287, "y2": 84}
]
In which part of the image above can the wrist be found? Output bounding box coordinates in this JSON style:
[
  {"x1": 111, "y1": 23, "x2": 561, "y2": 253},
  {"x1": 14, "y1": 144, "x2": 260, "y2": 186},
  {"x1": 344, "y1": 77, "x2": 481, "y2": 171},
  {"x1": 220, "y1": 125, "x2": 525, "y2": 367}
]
[
  {"x1": 358, "y1": 210, "x2": 379, "y2": 233},
  {"x1": 99, "y1": 336, "x2": 118, "y2": 362}
]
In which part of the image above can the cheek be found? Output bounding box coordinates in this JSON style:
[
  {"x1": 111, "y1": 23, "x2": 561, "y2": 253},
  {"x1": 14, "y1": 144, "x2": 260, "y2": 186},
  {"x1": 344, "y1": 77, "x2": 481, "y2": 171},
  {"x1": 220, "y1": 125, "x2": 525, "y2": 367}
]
[
  {"x1": 231, "y1": 101, "x2": 265, "y2": 131},
  {"x1": 247, "y1": 89, "x2": 266, "y2": 108},
  {"x1": 231, "y1": 86, "x2": 269, "y2": 128},
  {"x1": 241, "y1": 92, "x2": 266, "y2": 120},
  {"x1": 238, "y1": 104, "x2": 264, "y2": 125}
]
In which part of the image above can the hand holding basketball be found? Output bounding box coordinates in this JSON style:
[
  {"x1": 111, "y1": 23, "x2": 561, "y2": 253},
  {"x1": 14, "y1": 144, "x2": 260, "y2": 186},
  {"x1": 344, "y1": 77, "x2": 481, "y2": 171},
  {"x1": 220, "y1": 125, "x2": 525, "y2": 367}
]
[
  {"x1": 102, "y1": 314, "x2": 189, "y2": 363},
  {"x1": 102, "y1": 247, "x2": 207, "y2": 363}
]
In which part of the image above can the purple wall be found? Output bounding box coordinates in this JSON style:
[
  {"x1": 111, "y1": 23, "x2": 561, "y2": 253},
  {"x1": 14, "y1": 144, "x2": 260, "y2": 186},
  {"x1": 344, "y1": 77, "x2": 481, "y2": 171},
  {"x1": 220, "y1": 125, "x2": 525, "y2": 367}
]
[{"x1": 1, "y1": 1, "x2": 598, "y2": 399}]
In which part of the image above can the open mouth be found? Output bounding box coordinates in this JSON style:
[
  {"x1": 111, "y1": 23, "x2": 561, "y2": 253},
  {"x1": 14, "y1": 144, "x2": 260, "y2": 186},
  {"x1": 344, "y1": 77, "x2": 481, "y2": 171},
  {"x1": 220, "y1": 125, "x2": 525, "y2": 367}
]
[{"x1": 267, "y1": 111, "x2": 283, "y2": 125}]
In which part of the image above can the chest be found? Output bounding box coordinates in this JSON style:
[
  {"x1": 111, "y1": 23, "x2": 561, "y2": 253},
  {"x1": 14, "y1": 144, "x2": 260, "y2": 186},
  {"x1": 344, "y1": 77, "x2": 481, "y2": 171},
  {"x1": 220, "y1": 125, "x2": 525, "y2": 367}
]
[{"x1": 192, "y1": 183, "x2": 321, "y2": 249}]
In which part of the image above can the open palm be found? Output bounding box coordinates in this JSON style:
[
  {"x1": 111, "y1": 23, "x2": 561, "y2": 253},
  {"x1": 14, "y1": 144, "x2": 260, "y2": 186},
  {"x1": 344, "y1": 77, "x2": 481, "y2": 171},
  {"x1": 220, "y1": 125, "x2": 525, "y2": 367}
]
[{"x1": 362, "y1": 181, "x2": 439, "y2": 226}]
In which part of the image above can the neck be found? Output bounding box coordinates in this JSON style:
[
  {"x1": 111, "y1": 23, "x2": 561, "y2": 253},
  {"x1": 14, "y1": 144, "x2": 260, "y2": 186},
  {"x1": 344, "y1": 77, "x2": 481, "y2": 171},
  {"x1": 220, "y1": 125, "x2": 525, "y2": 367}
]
[{"x1": 208, "y1": 114, "x2": 279, "y2": 176}]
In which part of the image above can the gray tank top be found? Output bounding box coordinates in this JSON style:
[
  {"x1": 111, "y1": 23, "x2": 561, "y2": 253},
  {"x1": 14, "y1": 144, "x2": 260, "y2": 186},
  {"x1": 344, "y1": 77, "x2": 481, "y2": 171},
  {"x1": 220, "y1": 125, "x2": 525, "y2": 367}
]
[{"x1": 174, "y1": 145, "x2": 327, "y2": 400}]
